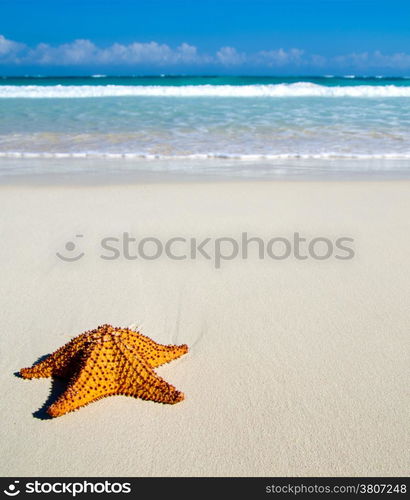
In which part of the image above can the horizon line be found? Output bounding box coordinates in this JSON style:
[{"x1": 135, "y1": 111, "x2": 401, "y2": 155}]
[{"x1": 1, "y1": 74, "x2": 410, "y2": 79}]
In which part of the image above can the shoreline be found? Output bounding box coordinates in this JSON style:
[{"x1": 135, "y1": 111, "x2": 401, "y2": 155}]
[{"x1": 1, "y1": 157, "x2": 410, "y2": 185}]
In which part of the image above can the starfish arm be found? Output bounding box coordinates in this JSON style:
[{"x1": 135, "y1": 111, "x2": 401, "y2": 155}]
[
  {"x1": 148, "y1": 343, "x2": 188, "y2": 368},
  {"x1": 133, "y1": 341, "x2": 188, "y2": 369},
  {"x1": 19, "y1": 332, "x2": 89, "y2": 379},
  {"x1": 47, "y1": 342, "x2": 116, "y2": 417},
  {"x1": 116, "y1": 342, "x2": 185, "y2": 404},
  {"x1": 123, "y1": 329, "x2": 188, "y2": 368}
]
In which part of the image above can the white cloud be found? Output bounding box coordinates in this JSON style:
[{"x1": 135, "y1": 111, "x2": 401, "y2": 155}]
[
  {"x1": 5, "y1": 37, "x2": 210, "y2": 66},
  {"x1": 256, "y1": 48, "x2": 304, "y2": 66},
  {"x1": 0, "y1": 34, "x2": 26, "y2": 61},
  {"x1": 27, "y1": 39, "x2": 98, "y2": 65},
  {"x1": 1, "y1": 34, "x2": 410, "y2": 71},
  {"x1": 334, "y1": 51, "x2": 410, "y2": 70},
  {"x1": 97, "y1": 41, "x2": 206, "y2": 65},
  {"x1": 216, "y1": 46, "x2": 245, "y2": 65}
]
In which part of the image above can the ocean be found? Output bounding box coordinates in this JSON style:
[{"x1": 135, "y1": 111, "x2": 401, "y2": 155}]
[{"x1": 1, "y1": 75, "x2": 410, "y2": 177}]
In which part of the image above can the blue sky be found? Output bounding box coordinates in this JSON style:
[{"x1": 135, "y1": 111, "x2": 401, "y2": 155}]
[{"x1": 1, "y1": 0, "x2": 410, "y2": 75}]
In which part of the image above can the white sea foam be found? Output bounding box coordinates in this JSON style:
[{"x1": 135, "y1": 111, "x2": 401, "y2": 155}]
[
  {"x1": 1, "y1": 151, "x2": 410, "y2": 160},
  {"x1": 1, "y1": 82, "x2": 410, "y2": 98}
]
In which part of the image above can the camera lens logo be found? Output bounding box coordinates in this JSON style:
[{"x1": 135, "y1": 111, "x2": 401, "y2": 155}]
[
  {"x1": 56, "y1": 234, "x2": 85, "y2": 262},
  {"x1": 4, "y1": 481, "x2": 20, "y2": 496}
]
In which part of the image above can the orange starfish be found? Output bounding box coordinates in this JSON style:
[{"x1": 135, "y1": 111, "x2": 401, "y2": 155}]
[{"x1": 20, "y1": 324, "x2": 188, "y2": 417}]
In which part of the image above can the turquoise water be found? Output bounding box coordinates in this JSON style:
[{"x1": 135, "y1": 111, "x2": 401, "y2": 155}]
[
  {"x1": 1, "y1": 76, "x2": 410, "y2": 166},
  {"x1": 2, "y1": 75, "x2": 410, "y2": 87}
]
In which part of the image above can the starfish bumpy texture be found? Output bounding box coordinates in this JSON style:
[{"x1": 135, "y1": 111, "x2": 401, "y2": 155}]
[{"x1": 20, "y1": 324, "x2": 188, "y2": 417}]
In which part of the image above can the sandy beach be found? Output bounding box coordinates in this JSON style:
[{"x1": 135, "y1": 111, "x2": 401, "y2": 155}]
[{"x1": 0, "y1": 177, "x2": 409, "y2": 477}]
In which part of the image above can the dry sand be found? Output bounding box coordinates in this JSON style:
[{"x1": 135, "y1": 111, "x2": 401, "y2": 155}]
[{"x1": 0, "y1": 179, "x2": 409, "y2": 476}]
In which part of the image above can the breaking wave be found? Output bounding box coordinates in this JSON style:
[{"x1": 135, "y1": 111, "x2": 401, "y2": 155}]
[
  {"x1": 2, "y1": 151, "x2": 410, "y2": 160},
  {"x1": 2, "y1": 82, "x2": 410, "y2": 98}
]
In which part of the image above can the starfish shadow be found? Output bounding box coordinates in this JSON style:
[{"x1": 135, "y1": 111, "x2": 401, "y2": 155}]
[
  {"x1": 32, "y1": 377, "x2": 68, "y2": 420},
  {"x1": 14, "y1": 353, "x2": 79, "y2": 420}
]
